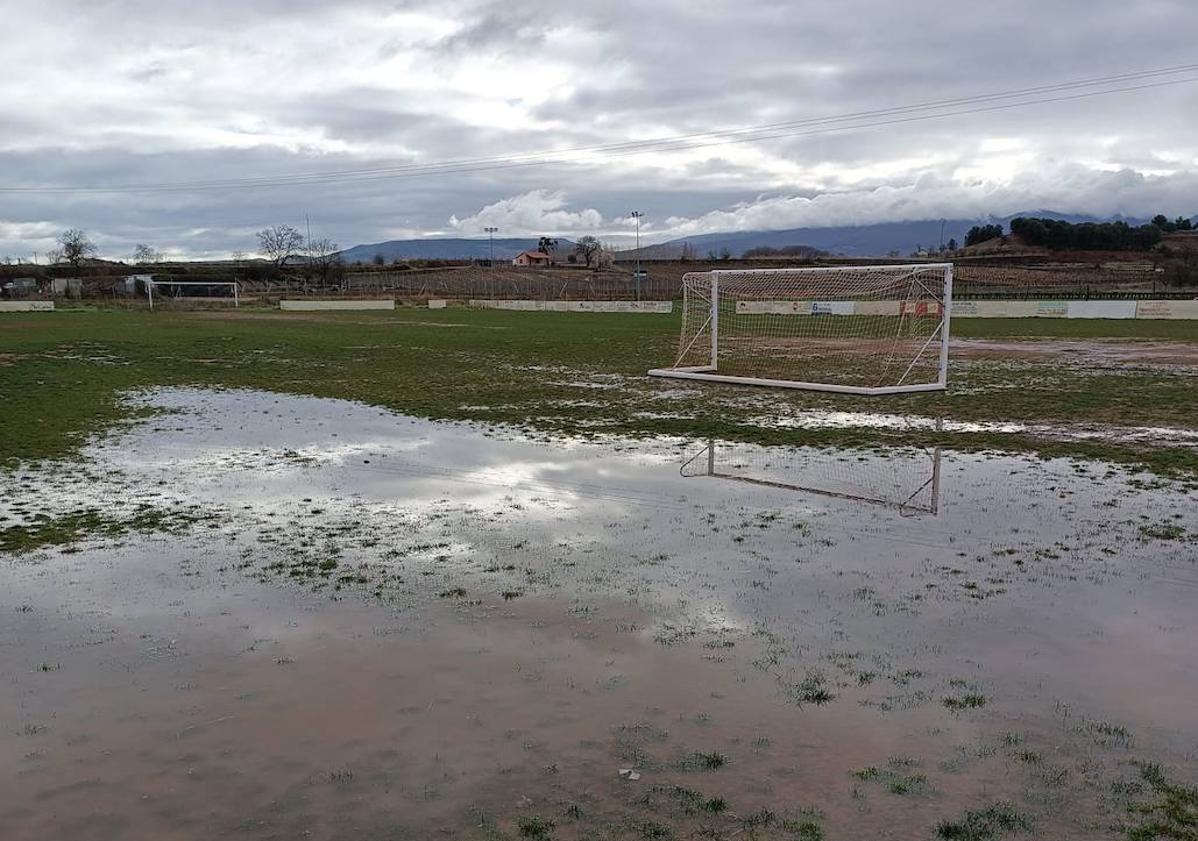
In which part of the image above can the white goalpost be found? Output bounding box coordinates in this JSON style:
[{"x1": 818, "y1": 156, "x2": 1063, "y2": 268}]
[
  {"x1": 147, "y1": 280, "x2": 240, "y2": 310},
  {"x1": 648, "y1": 263, "x2": 953, "y2": 394}
]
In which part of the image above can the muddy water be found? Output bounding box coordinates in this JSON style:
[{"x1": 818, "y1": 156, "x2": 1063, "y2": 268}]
[{"x1": 2, "y1": 387, "x2": 1196, "y2": 840}]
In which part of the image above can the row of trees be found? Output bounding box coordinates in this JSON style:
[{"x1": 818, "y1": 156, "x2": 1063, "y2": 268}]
[
  {"x1": 22, "y1": 225, "x2": 336, "y2": 271},
  {"x1": 39, "y1": 230, "x2": 169, "y2": 267},
  {"x1": 1151, "y1": 214, "x2": 1194, "y2": 233},
  {"x1": 742, "y1": 245, "x2": 829, "y2": 259},
  {"x1": 964, "y1": 224, "x2": 1004, "y2": 247},
  {"x1": 965, "y1": 214, "x2": 1195, "y2": 251},
  {"x1": 1009, "y1": 217, "x2": 1163, "y2": 251}
]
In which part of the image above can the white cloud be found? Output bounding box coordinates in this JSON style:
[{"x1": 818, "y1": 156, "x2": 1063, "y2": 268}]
[
  {"x1": 449, "y1": 190, "x2": 606, "y2": 234},
  {"x1": 655, "y1": 165, "x2": 1198, "y2": 239},
  {"x1": 1, "y1": 0, "x2": 1196, "y2": 256}
]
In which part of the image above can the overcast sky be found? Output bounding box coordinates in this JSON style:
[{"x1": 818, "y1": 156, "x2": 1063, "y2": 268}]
[{"x1": 2, "y1": 0, "x2": 1197, "y2": 260}]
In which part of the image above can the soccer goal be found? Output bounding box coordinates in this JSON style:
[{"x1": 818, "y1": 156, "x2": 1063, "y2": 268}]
[
  {"x1": 648, "y1": 264, "x2": 952, "y2": 394},
  {"x1": 147, "y1": 280, "x2": 240, "y2": 310}
]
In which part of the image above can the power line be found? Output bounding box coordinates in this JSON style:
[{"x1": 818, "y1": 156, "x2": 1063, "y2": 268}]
[{"x1": 3, "y1": 64, "x2": 1197, "y2": 195}]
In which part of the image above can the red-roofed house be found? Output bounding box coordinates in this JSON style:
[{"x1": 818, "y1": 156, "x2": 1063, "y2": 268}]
[{"x1": 512, "y1": 250, "x2": 553, "y2": 266}]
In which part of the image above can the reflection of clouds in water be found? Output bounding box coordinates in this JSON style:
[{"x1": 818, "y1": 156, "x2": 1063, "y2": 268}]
[
  {"x1": 32, "y1": 385, "x2": 1193, "y2": 558},
  {"x1": 8, "y1": 386, "x2": 1198, "y2": 756},
  {"x1": 13, "y1": 386, "x2": 1196, "y2": 636},
  {"x1": 748, "y1": 407, "x2": 1198, "y2": 444}
]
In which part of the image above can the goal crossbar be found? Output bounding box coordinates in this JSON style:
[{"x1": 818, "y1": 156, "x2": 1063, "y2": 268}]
[{"x1": 649, "y1": 263, "x2": 953, "y2": 394}]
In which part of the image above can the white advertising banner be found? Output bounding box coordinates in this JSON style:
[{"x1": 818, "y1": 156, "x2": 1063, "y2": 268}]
[{"x1": 280, "y1": 300, "x2": 395, "y2": 311}]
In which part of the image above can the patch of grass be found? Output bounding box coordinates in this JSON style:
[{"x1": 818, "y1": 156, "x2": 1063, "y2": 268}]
[
  {"x1": 625, "y1": 817, "x2": 672, "y2": 840},
  {"x1": 788, "y1": 669, "x2": 836, "y2": 706},
  {"x1": 651, "y1": 785, "x2": 727, "y2": 816},
  {"x1": 3, "y1": 310, "x2": 1198, "y2": 478},
  {"x1": 1138, "y1": 522, "x2": 1191, "y2": 542},
  {"x1": 0, "y1": 506, "x2": 210, "y2": 554},
  {"x1": 1078, "y1": 717, "x2": 1134, "y2": 748},
  {"x1": 935, "y1": 802, "x2": 1031, "y2": 840},
  {"x1": 739, "y1": 808, "x2": 776, "y2": 831},
  {"x1": 683, "y1": 751, "x2": 727, "y2": 771},
  {"x1": 1125, "y1": 761, "x2": 1198, "y2": 840},
  {"x1": 943, "y1": 693, "x2": 988, "y2": 711},
  {"x1": 517, "y1": 814, "x2": 555, "y2": 840},
  {"x1": 782, "y1": 812, "x2": 826, "y2": 841},
  {"x1": 852, "y1": 762, "x2": 932, "y2": 797}
]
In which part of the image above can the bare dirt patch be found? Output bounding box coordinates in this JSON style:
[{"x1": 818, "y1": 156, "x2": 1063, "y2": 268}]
[
  {"x1": 954, "y1": 337, "x2": 1198, "y2": 365},
  {"x1": 184, "y1": 310, "x2": 499, "y2": 328}
]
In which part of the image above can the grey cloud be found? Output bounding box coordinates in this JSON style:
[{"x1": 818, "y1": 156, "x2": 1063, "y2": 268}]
[{"x1": 1, "y1": 0, "x2": 1196, "y2": 256}]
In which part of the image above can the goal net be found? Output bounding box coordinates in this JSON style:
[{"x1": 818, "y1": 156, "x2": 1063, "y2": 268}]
[
  {"x1": 681, "y1": 439, "x2": 942, "y2": 515},
  {"x1": 147, "y1": 280, "x2": 240, "y2": 309},
  {"x1": 649, "y1": 264, "x2": 952, "y2": 394}
]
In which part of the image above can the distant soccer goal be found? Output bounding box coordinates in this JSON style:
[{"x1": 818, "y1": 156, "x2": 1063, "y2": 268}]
[
  {"x1": 648, "y1": 264, "x2": 952, "y2": 394},
  {"x1": 147, "y1": 280, "x2": 239, "y2": 310}
]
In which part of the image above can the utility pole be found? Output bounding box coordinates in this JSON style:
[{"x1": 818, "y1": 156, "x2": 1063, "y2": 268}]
[{"x1": 631, "y1": 211, "x2": 644, "y2": 301}]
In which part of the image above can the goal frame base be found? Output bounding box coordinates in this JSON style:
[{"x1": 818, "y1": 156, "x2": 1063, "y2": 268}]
[{"x1": 646, "y1": 366, "x2": 946, "y2": 395}]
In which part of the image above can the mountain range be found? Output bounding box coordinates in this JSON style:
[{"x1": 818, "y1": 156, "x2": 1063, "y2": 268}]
[
  {"x1": 621, "y1": 212, "x2": 1163, "y2": 259},
  {"x1": 338, "y1": 212, "x2": 1176, "y2": 262}
]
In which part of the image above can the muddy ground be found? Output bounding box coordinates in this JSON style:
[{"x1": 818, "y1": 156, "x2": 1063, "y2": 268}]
[
  {"x1": 2, "y1": 388, "x2": 1196, "y2": 840},
  {"x1": 953, "y1": 337, "x2": 1198, "y2": 366}
]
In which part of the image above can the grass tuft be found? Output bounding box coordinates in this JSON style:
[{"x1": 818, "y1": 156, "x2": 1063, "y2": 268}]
[{"x1": 936, "y1": 802, "x2": 1031, "y2": 840}]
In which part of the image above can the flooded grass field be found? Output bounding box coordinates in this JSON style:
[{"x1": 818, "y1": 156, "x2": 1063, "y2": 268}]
[{"x1": 3, "y1": 384, "x2": 1196, "y2": 840}]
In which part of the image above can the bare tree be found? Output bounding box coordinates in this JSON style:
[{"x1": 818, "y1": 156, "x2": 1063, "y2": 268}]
[
  {"x1": 231, "y1": 250, "x2": 247, "y2": 264},
  {"x1": 132, "y1": 243, "x2": 162, "y2": 264},
  {"x1": 57, "y1": 229, "x2": 97, "y2": 268},
  {"x1": 573, "y1": 235, "x2": 602, "y2": 267},
  {"x1": 256, "y1": 225, "x2": 304, "y2": 266},
  {"x1": 305, "y1": 238, "x2": 342, "y2": 286}
]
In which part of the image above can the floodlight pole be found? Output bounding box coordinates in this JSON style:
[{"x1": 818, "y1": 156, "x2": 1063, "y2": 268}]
[
  {"x1": 631, "y1": 211, "x2": 644, "y2": 301},
  {"x1": 484, "y1": 226, "x2": 498, "y2": 268}
]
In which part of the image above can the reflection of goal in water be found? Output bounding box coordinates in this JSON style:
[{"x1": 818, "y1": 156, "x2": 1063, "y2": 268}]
[
  {"x1": 649, "y1": 264, "x2": 952, "y2": 395},
  {"x1": 680, "y1": 439, "x2": 942, "y2": 515}
]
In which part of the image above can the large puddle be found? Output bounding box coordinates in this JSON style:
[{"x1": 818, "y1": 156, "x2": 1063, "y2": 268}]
[{"x1": 2, "y1": 388, "x2": 1196, "y2": 840}]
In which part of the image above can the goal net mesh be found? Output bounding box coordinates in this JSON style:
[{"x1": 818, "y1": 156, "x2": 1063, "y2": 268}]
[
  {"x1": 670, "y1": 265, "x2": 950, "y2": 390},
  {"x1": 148, "y1": 281, "x2": 239, "y2": 308}
]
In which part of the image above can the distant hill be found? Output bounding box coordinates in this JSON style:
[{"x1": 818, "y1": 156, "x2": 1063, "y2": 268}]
[
  {"x1": 617, "y1": 212, "x2": 1153, "y2": 259},
  {"x1": 337, "y1": 212, "x2": 1179, "y2": 263},
  {"x1": 339, "y1": 237, "x2": 576, "y2": 263}
]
